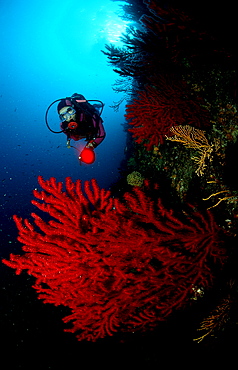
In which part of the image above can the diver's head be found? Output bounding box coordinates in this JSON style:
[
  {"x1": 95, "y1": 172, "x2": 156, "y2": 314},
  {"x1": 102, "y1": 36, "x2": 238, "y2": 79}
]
[{"x1": 57, "y1": 99, "x2": 76, "y2": 122}]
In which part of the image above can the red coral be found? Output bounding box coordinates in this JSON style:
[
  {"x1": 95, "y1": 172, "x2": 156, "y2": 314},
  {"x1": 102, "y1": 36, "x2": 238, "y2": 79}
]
[
  {"x1": 125, "y1": 78, "x2": 210, "y2": 150},
  {"x1": 2, "y1": 176, "x2": 226, "y2": 341},
  {"x1": 141, "y1": 0, "x2": 194, "y2": 63},
  {"x1": 141, "y1": 0, "x2": 229, "y2": 65}
]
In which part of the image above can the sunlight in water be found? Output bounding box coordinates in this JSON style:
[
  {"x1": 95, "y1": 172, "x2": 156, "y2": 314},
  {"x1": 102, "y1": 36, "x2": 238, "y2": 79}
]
[
  {"x1": 102, "y1": 16, "x2": 130, "y2": 44},
  {"x1": 91, "y1": 5, "x2": 130, "y2": 45}
]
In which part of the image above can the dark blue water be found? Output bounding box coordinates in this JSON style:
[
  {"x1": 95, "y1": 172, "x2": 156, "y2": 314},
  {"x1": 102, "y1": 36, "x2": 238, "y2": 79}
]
[
  {"x1": 0, "y1": 0, "x2": 128, "y2": 230},
  {"x1": 0, "y1": 1, "x2": 131, "y2": 367}
]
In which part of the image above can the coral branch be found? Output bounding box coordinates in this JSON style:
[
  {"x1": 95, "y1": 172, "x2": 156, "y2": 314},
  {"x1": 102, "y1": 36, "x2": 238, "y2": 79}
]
[
  {"x1": 125, "y1": 78, "x2": 210, "y2": 150},
  {"x1": 166, "y1": 125, "x2": 214, "y2": 175},
  {"x1": 2, "y1": 176, "x2": 226, "y2": 341}
]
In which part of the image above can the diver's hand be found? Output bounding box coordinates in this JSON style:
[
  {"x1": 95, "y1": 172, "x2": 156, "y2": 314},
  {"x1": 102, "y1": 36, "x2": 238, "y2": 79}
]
[{"x1": 86, "y1": 141, "x2": 96, "y2": 149}]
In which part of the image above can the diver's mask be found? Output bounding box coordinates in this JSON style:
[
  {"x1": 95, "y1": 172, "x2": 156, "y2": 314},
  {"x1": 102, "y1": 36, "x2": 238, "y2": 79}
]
[{"x1": 59, "y1": 107, "x2": 76, "y2": 122}]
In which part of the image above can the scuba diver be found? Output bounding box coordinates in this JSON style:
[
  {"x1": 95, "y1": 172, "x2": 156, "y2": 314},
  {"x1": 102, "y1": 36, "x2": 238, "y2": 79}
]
[{"x1": 45, "y1": 93, "x2": 105, "y2": 164}]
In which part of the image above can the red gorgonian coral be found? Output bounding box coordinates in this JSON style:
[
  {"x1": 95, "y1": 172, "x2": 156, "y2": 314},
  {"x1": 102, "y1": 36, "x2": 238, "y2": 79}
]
[
  {"x1": 125, "y1": 77, "x2": 210, "y2": 150},
  {"x1": 2, "y1": 176, "x2": 226, "y2": 341}
]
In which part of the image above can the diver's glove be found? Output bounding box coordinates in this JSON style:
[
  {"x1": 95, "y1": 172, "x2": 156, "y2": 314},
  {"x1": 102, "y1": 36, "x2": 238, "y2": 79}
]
[{"x1": 86, "y1": 140, "x2": 97, "y2": 149}]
